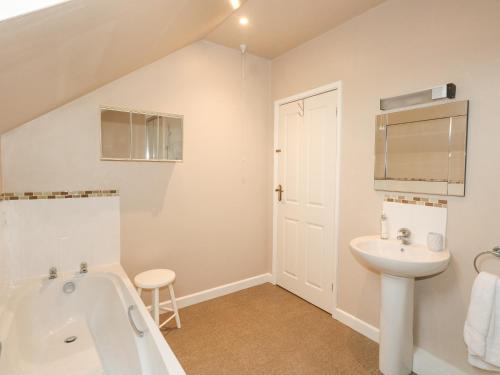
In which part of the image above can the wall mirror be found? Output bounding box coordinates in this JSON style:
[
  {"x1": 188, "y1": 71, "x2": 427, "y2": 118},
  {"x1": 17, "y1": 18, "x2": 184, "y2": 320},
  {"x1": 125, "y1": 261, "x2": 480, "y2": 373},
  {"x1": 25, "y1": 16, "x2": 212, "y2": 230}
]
[
  {"x1": 100, "y1": 107, "x2": 183, "y2": 162},
  {"x1": 374, "y1": 100, "x2": 468, "y2": 196}
]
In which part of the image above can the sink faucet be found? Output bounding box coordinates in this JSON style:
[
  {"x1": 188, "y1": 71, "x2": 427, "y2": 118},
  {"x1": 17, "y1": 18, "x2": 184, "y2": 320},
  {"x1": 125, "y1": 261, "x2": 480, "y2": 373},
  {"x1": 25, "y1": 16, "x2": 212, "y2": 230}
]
[
  {"x1": 80, "y1": 262, "x2": 88, "y2": 274},
  {"x1": 397, "y1": 228, "x2": 411, "y2": 245},
  {"x1": 49, "y1": 267, "x2": 58, "y2": 280}
]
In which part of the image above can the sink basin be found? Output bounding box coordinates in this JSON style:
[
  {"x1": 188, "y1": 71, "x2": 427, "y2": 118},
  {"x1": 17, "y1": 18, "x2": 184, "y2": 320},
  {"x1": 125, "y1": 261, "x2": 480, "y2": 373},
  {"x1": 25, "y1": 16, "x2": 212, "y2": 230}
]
[
  {"x1": 350, "y1": 235, "x2": 451, "y2": 375},
  {"x1": 350, "y1": 235, "x2": 450, "y2": 278}
]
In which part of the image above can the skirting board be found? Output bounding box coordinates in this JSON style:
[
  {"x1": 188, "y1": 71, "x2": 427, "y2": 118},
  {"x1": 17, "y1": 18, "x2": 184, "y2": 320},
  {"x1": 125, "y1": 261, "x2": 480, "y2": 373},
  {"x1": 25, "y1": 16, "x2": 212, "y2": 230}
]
[
  {"x1": 333, "y1": 308, "x2": 468, "y2": 375},
  {"x1": 148, "y1": 273, "x2": 273, "y2": 311},
  {"x1": 333, "y1": 308, "x2": 379, "y2": 342},
  {"x1": 413, "y1": 348, "x2": 468, "y2": 375}
]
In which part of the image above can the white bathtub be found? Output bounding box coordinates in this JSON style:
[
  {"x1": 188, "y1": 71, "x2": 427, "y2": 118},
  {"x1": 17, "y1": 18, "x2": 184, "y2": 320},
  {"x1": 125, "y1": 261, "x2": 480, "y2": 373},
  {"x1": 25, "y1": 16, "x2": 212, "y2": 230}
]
[{"x1": 0, "y1": 264, "x2": 185, "y2": 375}]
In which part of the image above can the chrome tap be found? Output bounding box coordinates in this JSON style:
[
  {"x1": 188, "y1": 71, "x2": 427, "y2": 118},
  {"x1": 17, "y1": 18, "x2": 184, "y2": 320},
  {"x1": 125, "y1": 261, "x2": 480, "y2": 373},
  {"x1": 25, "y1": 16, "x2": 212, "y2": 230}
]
[
  {"x1": 80, "y1": 262, "x2": 88, "y2": 274},
  {"x1": 49, "y1": 267, "x2": 58, "y2": 280},
  {"x1": 397, "y1": 228, "x2": 411, "y2": 245}
]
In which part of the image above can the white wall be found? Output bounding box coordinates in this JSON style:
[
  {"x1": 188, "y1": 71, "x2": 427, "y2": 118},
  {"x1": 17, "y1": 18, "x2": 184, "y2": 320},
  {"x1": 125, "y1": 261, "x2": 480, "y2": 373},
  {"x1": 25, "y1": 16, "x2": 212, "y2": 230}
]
[
  {"x1": 271, "y1": 0, "x2": 500, "y2": 372},
  {"x1": 1, "y1": 41, "x2": 273, "y2": 299}
]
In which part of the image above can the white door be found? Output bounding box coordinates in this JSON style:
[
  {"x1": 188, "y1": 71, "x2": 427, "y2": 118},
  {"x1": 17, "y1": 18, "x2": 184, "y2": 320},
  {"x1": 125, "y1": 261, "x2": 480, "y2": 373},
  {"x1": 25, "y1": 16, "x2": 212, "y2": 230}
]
[{"x1": 276, "y1": 90, "x2": 337, "y2": 312}]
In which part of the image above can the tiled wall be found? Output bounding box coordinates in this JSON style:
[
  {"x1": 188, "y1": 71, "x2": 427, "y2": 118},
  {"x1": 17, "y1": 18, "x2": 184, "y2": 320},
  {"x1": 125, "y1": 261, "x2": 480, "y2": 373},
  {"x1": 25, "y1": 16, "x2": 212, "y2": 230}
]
[
  {"x1": 0, "y1": 211, "x2": 8, "y2": 301},
  {"x1": 383, "y1": 194, "x2": 448, "y2": 246},
  {"x1": 0, "y1": 189, "x2": 118, "y2": 201},
  {"x1": 0, "y1": 192, "x2": 120, "y2": 282},
  {"x1": 384, "y1": 194, "x2": 448, "y2": 208}
]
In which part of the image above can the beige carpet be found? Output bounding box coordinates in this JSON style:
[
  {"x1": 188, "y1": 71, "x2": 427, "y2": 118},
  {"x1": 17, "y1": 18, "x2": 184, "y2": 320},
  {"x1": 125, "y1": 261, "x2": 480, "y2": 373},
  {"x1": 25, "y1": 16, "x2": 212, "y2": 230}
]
[{"x1": 162, "y1": 283, "x2": 379, "y2": 375}]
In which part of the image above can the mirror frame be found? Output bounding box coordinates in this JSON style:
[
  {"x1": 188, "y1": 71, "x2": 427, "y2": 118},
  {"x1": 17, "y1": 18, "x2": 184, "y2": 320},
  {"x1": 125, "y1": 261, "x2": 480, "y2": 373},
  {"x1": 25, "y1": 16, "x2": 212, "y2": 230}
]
[
  {"x1": 100, "y1": 106, "x2": 183, "y2": 162},
  {"x1": 374, "y1": 100, "x2": 469, "y2": 196}
]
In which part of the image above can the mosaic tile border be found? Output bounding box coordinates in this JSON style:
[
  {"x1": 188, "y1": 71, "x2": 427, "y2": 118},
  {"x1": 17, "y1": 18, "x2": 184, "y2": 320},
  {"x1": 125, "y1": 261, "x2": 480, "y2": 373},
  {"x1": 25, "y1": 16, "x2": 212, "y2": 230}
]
[
  {"x1": 0, "y1": 190, "x2": 118, "y2": 201},
  {"x1": 384, "y1": 194, "x2": 447, "y2": 208}
]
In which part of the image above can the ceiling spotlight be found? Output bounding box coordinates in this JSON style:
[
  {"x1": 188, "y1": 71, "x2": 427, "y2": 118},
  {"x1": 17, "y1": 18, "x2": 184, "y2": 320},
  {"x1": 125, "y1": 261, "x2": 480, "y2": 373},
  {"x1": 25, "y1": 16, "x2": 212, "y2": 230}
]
[
  {"x1": 239, "y1": 17, "x2": 249, "y2": 25},
  {"x1": 230, "y1": 0, "x2": 241, "y2": 9}
]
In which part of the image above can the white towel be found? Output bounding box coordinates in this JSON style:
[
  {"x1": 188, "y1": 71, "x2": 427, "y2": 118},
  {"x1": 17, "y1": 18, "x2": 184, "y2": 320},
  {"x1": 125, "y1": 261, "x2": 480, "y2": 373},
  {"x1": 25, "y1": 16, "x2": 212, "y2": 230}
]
[
  {"x1": 465, "y1": 272, "x2": 497, "y2": 357},
  {"x1": 465, "y1": 272, "x2": 500, "y2": 371},
  {"x1": 484, "y1": 277, "x2": 500, "y2": 368},
  {"x1": 468, "y1": 353, "x2": 500, "y2": 372}
]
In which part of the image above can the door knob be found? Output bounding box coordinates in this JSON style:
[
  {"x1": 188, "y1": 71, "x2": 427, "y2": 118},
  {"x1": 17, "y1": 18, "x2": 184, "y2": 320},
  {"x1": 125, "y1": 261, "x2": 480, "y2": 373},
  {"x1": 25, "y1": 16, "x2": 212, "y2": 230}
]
[{"x1": 275, "y1": 184, "x2": 284, "y2": 202}]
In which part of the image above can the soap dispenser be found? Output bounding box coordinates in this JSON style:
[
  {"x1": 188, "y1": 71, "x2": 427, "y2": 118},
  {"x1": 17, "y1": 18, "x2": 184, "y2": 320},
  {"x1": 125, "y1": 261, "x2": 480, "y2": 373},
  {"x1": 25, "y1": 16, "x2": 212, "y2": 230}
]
[{"x1": 380, "y1": 213, "x2": 389, "y2": 240}]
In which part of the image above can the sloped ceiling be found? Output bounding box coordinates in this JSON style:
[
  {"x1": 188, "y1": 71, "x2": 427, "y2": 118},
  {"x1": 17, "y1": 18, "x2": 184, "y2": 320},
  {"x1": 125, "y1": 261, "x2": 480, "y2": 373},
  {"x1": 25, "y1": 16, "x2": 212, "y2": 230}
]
[
  {"x1": 206, "y1": 0, "x2": 385, "y2": 58},
  {"x1": 0, "y1": 0, "x2": 386, "y2": 134},
  {"x1": 0, "y1": 0, "x2": 244, "y2": 133}
]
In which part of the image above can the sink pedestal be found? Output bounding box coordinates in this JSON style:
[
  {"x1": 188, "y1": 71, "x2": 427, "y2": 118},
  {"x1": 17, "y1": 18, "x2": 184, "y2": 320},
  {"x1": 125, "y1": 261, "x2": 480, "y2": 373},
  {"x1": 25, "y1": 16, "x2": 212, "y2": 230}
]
[
  {"x1": 380, "y1": 274, "x2": 414, "y2": 375},
  {"x1": 350, "y1": 236, "x2": 450, "y2": 375}
]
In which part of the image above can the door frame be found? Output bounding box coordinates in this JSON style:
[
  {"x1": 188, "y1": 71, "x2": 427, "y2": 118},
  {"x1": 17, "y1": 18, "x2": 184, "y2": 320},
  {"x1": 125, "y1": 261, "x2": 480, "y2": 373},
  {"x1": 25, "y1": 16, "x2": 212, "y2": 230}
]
[{"x1": 272, "y1": 81, "x2": 343, "y2": 315}]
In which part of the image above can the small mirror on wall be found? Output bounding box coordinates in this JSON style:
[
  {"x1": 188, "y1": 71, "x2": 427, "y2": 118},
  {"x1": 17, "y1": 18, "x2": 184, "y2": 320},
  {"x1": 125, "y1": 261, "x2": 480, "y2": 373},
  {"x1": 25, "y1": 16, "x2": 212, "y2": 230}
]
[
  {"x1": 101, "y1": 107, "x2": 183, "y2": 162},
  {"x1": 374, "y1": 100, "x2": 468, "y2": 196}
]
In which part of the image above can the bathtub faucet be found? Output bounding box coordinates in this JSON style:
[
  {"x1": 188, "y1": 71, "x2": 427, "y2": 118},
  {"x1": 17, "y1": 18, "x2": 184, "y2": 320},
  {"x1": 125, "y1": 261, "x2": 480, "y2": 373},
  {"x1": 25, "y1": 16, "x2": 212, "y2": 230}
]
[{"x1": 49, "y1": 267, "x2": 57, "y2": 280}]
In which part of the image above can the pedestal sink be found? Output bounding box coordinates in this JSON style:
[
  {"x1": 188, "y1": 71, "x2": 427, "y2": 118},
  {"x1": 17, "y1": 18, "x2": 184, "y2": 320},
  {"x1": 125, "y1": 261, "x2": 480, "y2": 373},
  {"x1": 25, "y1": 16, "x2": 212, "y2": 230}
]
[{"x1": 350, "y1": 235, "x2": 450, "y2": 375}]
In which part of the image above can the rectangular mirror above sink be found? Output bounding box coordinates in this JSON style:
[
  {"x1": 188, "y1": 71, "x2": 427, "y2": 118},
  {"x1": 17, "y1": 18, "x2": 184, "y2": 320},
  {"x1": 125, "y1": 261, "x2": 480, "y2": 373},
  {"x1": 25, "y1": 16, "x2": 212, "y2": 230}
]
[
  {"x1": 100, "y1": 107, "x2": 183, "y2": 162},
  {"x1": 374, "y1": 100, "x2": 469, "y2": 196}
]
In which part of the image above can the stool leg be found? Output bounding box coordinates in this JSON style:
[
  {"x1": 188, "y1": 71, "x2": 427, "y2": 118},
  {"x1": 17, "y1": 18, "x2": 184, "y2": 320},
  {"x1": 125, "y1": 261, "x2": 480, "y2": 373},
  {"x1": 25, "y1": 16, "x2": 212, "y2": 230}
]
[
  {"x1": 137, "y1": 287, "x2": 142, "y2": 297},
  {"x1": 153, "y1": 288, "x2": 160, "y2": 326},
  {"x1": 168, "y1": 284, "x2": 181, "y2": 328}
]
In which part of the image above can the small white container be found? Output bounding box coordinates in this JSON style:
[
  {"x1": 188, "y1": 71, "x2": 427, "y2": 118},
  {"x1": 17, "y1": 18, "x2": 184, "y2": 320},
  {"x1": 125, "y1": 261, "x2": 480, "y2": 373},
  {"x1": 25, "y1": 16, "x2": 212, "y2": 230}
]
[
  {"x1": 380, "y1": 213, "x2": 389, "y2": 240},
  {"x1": 427, "y1": 232, "x2": 444, "y2": 252}
]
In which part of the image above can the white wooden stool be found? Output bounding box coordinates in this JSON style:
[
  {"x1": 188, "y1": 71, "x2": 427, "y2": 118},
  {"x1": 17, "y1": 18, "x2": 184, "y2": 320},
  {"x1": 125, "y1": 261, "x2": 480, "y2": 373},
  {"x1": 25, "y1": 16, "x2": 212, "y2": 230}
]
[{"x1": 135, "y1": 269, "x2": 181, "y2": 329}]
